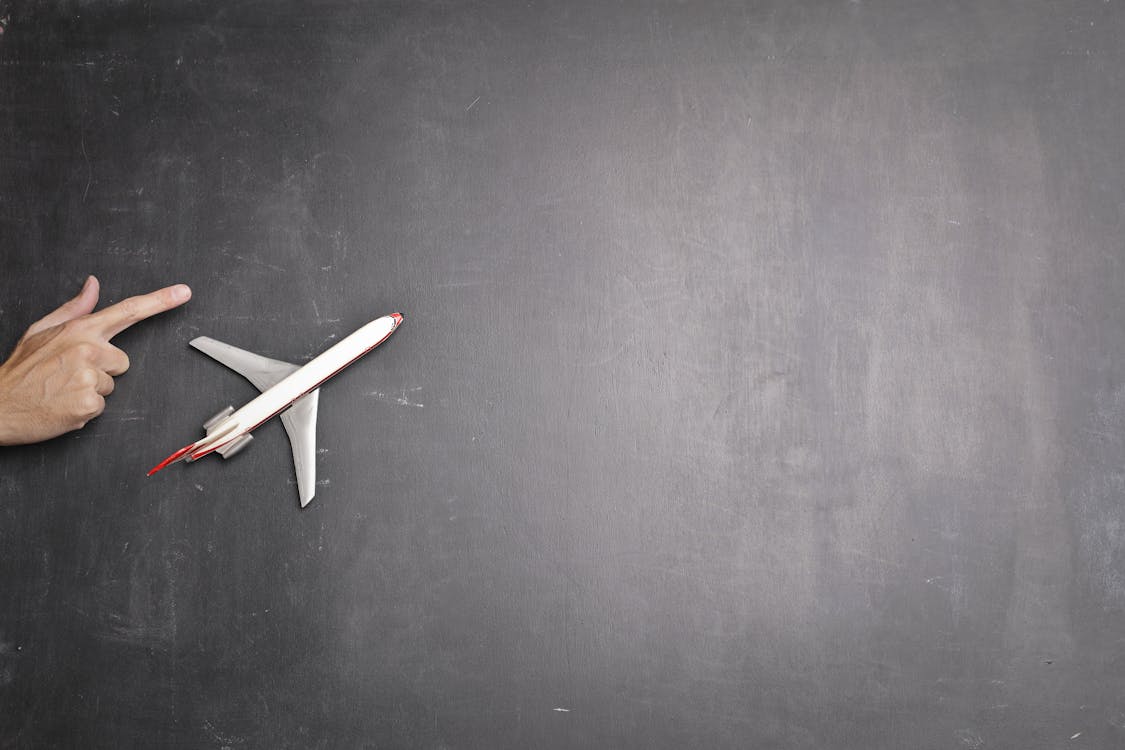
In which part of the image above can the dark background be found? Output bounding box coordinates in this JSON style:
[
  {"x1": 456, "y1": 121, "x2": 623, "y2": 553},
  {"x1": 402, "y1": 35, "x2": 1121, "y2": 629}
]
[{"x1": 1, "y1": 1, "x2": 1123, "y2": 748}]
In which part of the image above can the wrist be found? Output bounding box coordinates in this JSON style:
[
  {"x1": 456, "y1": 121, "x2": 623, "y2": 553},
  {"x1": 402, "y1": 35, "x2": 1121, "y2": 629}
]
[
  {"x1": 0, "y1": 409, "x2": 20, "y2": 446},
  {"x1": 0, "y1": 373, "x2": 28, "y2": 446},
  {"x1": 0, "y1": 395, "x2": 21, "y2": 446}
]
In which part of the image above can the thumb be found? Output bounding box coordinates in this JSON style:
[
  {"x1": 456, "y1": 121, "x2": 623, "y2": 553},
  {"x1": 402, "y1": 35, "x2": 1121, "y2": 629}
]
[{"x1": 25, "y1": 275, "x2": 101, "y2": 337}]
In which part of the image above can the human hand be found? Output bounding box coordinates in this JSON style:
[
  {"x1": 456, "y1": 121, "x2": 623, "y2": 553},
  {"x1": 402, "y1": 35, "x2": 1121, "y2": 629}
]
[{"x1": 0, "y1": 276, "x2": 191, "y2": 445}]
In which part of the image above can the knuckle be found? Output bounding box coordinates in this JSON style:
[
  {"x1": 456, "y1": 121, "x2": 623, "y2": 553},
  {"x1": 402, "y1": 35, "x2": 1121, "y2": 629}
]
[
  {"x1": 71, "y1": 342, "x2": 97, "y2": 361},
  {"x1": 77, "y1": 368, "x2": 99, "y2": 388},
  {"x1": 79, "y1": 393, "x2": 105, "y2": 418},
  {"x1": 119, "y1": 298, "x2": 141, "y2": 321}
]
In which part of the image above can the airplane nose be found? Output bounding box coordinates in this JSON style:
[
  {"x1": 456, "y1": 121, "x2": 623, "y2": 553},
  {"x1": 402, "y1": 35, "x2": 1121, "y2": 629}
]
[{"x1": 391, "y1": 313, "x2": 404, "y2": 326}]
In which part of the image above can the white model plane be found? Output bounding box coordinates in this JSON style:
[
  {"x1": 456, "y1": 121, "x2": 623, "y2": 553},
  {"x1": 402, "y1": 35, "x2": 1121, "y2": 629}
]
[{"x1": 148, "y1": 313, "x2": 404, "y2": 507}]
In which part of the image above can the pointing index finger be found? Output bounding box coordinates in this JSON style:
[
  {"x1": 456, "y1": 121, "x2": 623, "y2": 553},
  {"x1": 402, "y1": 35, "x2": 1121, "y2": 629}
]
[{"x1": 92, "y1": 284, "x2": 192, "y2": 339}]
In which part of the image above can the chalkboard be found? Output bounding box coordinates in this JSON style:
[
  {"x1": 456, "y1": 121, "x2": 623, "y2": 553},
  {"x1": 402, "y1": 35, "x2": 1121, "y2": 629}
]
[{"x1": 2, "y1": 1, "x2": 1124, "y2": 748}]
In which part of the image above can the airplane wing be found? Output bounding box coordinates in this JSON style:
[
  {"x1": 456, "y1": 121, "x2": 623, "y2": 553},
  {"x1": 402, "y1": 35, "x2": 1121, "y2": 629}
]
[
  {"x1": 190, "y1": 336, "x2": 321, "y2": 507},
  {"x1": 189, "y1": 337, "x2": 300, "y2": 392},
  {"x1": 279, "y1": 391, "x2": 319, "y2": 507}
]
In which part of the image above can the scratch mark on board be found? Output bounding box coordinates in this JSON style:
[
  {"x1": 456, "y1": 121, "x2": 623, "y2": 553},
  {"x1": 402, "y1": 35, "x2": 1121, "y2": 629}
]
[
  {"x1": 366, "y1": 387, "x2": 424, "y2": 408},
  {"x1": 81, "y1": 130, "x2": 92, "y2": 201},
  {"x1": 229, "y1": 253, "x2": 286, "y2": 273},
  {"x1": 954, "y1": 728, "x2": 984, "y2": 749},
  {"x1": 202, "y1": 718, "x2": 244, "y2": 747},
  {"x1": 436, "y1": 280, "x2": 491, "y2": 289}
]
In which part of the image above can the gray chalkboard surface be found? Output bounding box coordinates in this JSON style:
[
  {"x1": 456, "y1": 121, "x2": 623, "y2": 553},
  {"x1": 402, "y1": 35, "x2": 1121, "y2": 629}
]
[{"x1": 1, "y1": 1, "x2": 1123, "y2": 748}]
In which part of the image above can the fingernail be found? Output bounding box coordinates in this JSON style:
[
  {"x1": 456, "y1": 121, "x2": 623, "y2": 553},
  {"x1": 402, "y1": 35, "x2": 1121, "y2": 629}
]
[{"x1": 172, "y1": 284, "x2": 191, "y2": 302}]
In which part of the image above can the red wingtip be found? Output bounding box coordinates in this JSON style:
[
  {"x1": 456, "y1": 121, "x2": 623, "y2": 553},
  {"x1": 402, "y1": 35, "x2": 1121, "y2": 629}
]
[{"x1": 147, "y1": 442, "x2": 197, "y2": 476}]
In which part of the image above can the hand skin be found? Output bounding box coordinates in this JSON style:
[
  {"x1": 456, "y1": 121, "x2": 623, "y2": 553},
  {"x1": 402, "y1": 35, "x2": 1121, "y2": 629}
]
[{"x1": 0, "y1": 276, "x2": 191, "y2": 445}]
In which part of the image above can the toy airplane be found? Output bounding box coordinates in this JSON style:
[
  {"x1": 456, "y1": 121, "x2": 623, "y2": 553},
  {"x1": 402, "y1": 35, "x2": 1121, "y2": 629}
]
[{"x1": 148, "y1": 313, "x2": 404, "y2": 507}]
